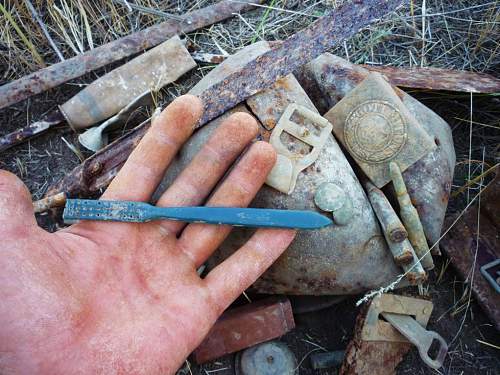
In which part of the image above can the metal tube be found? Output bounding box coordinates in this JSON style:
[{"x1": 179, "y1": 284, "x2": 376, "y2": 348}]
[
  {"x1": 390, "y1": 162, "x2": 434, "y2": 270},
  {"x1": 365, "y1": 181, "x2": 426, "y2": 284}
]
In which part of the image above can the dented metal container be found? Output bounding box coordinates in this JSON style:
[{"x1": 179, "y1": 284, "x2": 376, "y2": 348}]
[
  {"x1": 156, "y1": 43, "x2": 405, "y2": 295},
  {"x1": 155, "y1": 44, "x2": 454, "y2": 295},
  {"x1": 296, "y1": 54, "x2": 455, "y2": 251},
  {"x1": 60, "y1": 35, "x2": 196, "y2": 130}
]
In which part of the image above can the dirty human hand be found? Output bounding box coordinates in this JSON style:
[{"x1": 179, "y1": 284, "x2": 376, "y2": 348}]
[{"x1": 0, "y1": 95, "x2": 296, "y2": 374}]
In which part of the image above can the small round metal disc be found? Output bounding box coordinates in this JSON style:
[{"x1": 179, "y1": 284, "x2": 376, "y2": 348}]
[
  {"x1": 236, "y1": 341, "x2": 297, "y2": 375},
  {"x1": 314, "y1": 182, "x2": 346, "y2": 213}
]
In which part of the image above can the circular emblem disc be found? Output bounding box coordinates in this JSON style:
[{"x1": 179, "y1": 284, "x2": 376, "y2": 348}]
[{"x1": 344, "y1": 100, "x2": 407, "y2": 163}]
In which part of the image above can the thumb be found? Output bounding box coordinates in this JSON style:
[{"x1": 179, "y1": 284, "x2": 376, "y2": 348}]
[{"x1": 0, "y1": 170, "x2": 37, "y2": 234}]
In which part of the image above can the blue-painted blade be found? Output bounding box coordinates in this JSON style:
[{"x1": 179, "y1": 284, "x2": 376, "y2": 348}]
[
  {"x1": 63, "y1": 199, "x2": 332, "y2": 229},
  {"x1": 152, "y1": 206, "x2": 332, "y2": 229}
]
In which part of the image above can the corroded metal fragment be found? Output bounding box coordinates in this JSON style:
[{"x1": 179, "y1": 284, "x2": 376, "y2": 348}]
[
  {"x1": 60, "y1": 36, "x2": 195, "y2": 130},
  {"x1": 440, "y1": 169, "x2": 500, "y2": 330},
  {"x1": 324, "y1": 72, "x2": 436, "y2": 188},
  {"x1": 193, "y1": 297, "x2": 295, "y2": 364},
  {"x1": 390, "y1": 162, "x2": 434, "y2": 270},
  {"x1": 363, "y1": 64, "x2": 500, "y2": 94}
]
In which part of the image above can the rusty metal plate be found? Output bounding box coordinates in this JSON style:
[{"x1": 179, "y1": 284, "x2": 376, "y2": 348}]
[
  {"x1": 324, "y1": 72, "x2": 436, "y2": 188},
  {"x1": 192, "y1": 297, "x2": 295, "y2": 364}
]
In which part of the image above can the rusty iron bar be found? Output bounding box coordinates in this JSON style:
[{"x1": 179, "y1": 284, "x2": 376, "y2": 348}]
[
  {"x1": 363, "y1": 64, "x2": 500, "y2": 94},
  {"x1": 0, "y1": 0, "x2": 263, "y2": 110},
  {"x1": 196, "y1": 0, "x2": 405, "y2": 126},
  {"x1": 45, "y1": 0, "x2": 405, "y2": 201}
]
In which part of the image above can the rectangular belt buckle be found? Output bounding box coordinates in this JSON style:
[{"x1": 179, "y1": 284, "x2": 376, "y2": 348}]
[{"x1": 266, "y1": 104, "x2": 332, "y2": 194}]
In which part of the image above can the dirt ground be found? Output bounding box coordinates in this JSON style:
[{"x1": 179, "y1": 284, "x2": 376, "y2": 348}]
[{"x1": 0, "y1": 1, "x2": 499, "y2": 374}]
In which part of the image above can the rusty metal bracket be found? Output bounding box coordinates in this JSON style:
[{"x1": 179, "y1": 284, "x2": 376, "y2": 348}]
[{"x1": 266, "y1": 104, "x2": 332, "y2": 194}]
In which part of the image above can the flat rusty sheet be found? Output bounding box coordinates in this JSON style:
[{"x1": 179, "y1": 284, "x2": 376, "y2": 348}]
[{"x1": 440, "y1": 169, "x2": 500, "y2": 330}]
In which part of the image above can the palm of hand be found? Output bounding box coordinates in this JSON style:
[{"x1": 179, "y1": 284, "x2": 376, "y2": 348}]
[{"x1": 0, "y1": 96, "x2": 295, "y2": 374}]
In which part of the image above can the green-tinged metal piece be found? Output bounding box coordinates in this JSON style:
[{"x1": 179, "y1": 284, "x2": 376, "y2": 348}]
[
  {"x1": 390, "y1": 162, "x2": 434, "y2": 270},
  {"x1": 63, "y1": 199, "x2": 332, "y2": 229},
  {"x1": 365, "y1": 181, "x2": 426, "y2": 284}
]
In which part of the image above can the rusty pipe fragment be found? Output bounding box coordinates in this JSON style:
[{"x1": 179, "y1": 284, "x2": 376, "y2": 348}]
[
  {"x1": 0, "y1": 36, "x2": 195, "y2": 152},
  {"x1": 365, "y1": 181, "x2": 426, "y2": 284},
  {"x1": 363, "y1": 64, "x2": 500, "y2": 94},
  {"x1": 390, "y1": 162, "x2": 434, "y2": 270},
  {"x1": 0, "y1": 0, "x2": 263, "y2": 110},
  {"x1": 44, "y1": 0, "x2": 405, "y2": 202}
]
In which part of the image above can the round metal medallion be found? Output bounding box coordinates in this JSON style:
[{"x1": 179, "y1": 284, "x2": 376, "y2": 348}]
[{"x1": 344, "y1": 100, "x2": 407, "y2": 163}]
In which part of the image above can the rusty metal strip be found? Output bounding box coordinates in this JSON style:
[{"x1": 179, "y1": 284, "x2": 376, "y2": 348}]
[
  {"x1": 363, "y1": 64, "x2": 500, "y2": 94},
  {"x1": 0, "y1": 0, "x2": 262, "y2": 110},
  {"x1": 197, "y1": 0, "x2": 405, "y2": 126},
  {"x1": 45, "y1": 0, "x2": 405, "y2": 201}
]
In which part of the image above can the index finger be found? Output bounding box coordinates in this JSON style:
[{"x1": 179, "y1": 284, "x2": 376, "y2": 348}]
[
  {"x1": 102, "y1": 95, "x2": 203, "y2": 201},
  {"x1": 204, "y1": 228, "x2": 296, "y2": 314}
]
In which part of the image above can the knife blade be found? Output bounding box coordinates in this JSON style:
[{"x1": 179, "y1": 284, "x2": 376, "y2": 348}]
[{"x1": 63, "y1": 199, "x2": 332, "y2": 229}]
